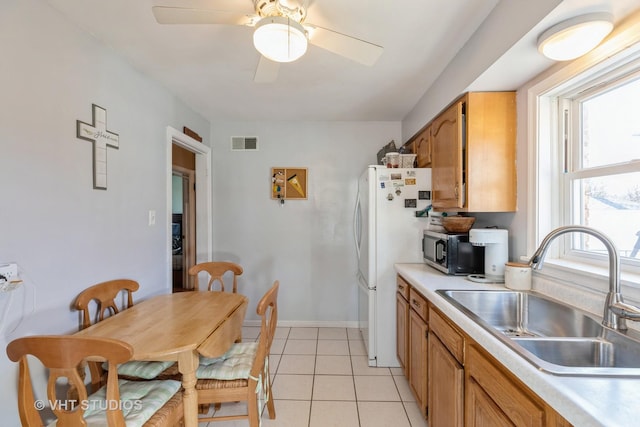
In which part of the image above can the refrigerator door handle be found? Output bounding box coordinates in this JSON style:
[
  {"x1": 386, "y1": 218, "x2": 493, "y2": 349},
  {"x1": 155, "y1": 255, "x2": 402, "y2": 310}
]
[{"x1": 354, "y1": 193, "x2": 361, "y2": 254}]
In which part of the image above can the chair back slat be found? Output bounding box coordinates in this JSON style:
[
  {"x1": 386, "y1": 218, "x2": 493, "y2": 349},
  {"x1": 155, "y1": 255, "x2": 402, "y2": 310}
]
[
  {"x1": 188, "y1": 262, "x2": 243, "y2": 292},
  {"x1": 6, "y1": 336, "x2": 132, "y2": 427},
  {"x1": 16, "y1": 358, "x2": 42, "y2": 426},
  {"x1": 47, "y1": 367, "x2": 89, "y2": 425},
  {"x1": 74, "y1": 279, "x2": 139, "y2": 329}
]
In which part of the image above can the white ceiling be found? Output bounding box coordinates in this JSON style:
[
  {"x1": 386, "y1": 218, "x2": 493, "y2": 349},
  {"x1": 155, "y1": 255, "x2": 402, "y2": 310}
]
[{"x1": 44, "y1": 0, "x2": 639, "y2": 122}]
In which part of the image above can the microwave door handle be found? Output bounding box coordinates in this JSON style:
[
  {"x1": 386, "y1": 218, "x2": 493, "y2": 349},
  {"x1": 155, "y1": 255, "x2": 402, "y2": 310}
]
[{"x1": 435, "y1": 239, "x2": 446, "y2": 264}]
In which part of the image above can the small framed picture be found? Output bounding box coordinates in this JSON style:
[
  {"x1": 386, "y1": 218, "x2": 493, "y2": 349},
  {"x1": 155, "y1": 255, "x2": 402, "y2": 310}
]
[{"x1": 271, "y1": 167, "x2": 308, "y2": 200}]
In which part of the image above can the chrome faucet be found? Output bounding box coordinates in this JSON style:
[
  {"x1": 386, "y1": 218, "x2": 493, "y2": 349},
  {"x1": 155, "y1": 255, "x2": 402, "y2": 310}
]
[{"x1": 529, "y1": 225, "x2": 640, "y2": 331}]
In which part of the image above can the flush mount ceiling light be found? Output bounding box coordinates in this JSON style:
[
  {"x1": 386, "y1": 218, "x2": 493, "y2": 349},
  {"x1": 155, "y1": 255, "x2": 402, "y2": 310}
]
[
  {"x1": 253, "y1": 16, "x2": 308, "y2": 63},
  {"x1": 537, "y1": 12, "x2": 614, "y2": 61}
]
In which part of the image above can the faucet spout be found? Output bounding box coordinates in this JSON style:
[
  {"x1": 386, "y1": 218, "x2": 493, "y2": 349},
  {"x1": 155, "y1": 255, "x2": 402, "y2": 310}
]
[{"x1": 529, "y1": 225, "x2": 638, "y2": 331}]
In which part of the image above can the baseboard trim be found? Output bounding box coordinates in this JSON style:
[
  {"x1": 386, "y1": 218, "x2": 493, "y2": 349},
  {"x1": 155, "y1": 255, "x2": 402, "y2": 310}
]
[{"x1": 243, "y1": 320, "x2": 360, "y2": 328}]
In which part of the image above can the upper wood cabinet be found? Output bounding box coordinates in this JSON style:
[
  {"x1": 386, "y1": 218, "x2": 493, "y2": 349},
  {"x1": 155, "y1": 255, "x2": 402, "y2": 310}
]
[
  {"x1": 431, "y1": 92, "x2": 516, "y2": 212},
  {"x1": 431, "y1": 101, "x2": 463, "y2": 209},
  {"x1": 415, "y1": 124, "x2": 432, "y2": 167}
]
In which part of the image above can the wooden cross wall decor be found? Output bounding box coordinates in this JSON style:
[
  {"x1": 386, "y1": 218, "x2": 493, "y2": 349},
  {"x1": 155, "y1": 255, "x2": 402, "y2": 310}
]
[{"x1": 76, "y1": 104, "x2": 119, "y2": 190}]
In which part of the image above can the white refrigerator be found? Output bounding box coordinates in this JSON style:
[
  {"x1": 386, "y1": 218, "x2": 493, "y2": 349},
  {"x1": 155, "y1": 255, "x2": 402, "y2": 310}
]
[{"x1": 354, "y1": 165, "x2": 432, "y2": 367}]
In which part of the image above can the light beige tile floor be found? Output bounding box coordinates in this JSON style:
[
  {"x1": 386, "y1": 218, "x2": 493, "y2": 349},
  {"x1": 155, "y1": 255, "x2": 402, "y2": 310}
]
[{"x1": 199, "y1": 326, "x2": 428, "y2": 427}]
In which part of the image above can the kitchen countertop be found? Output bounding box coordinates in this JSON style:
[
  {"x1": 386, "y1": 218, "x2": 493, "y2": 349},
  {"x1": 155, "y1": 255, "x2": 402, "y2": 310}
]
[{"x1": 395, "y1": 263, "x2": 640, "y2": 427}]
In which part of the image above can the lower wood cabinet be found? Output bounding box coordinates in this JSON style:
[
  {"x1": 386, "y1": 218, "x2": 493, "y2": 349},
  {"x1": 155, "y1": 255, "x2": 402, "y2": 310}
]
[
  {"x1": 396, "y1": 274, "x2": 572, "y2": 426},
  {"x1": 428, "y1": 332, "x2": 464, "y2": 427},
  {"x1": 466, "y1": 343, "x2": 545, "y2": 426},
  {"x1": 466, "y1": 376, "x2": 514, "y2": 427},
  {"x1": 396, "y1": 279, "x2": 409, "y2": 375},
  {"x1": 408, "y1": 297, "x2": 428, "y2": 418}
]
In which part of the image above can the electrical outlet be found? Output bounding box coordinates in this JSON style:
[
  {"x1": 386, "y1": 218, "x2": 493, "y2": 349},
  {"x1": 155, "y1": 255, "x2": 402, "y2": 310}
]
[{"x1": 0, "y1": 263, "x2": 18, "y2": 281}]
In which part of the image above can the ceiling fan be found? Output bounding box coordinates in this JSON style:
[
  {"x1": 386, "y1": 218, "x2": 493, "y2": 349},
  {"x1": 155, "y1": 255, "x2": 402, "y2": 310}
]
[{"x1": 151, "y1": 0, "x2": 384, "y2": 82}]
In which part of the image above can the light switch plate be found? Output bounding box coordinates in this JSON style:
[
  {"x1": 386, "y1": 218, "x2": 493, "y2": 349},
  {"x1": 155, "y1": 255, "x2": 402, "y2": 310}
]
[{"x1": 148, "y1": 210, "x2": 156, "y2": 226}]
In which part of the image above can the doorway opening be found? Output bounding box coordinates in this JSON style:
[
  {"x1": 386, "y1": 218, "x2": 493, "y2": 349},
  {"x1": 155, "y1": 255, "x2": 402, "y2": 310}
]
[
  {"x1": 172, "y1": 166, "x2": 195, "y2": 291},
  {"x1": 166, "y1": 126, "x2": 212, "y2": 293}
]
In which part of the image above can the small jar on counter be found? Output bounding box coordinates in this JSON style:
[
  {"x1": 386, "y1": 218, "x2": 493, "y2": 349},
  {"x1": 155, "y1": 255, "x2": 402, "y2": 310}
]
[{"x1": 504, "y1": 262, "x2": 532, "y2": 290}]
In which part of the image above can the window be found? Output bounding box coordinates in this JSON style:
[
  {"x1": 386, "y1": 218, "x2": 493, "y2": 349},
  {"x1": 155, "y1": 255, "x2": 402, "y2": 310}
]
[
  {"x1": 561, "y1": 70, "x2": 640, "y2": 263},
  {"x1": 529, "y1": 20, "x2": 640, "y2": 283}
]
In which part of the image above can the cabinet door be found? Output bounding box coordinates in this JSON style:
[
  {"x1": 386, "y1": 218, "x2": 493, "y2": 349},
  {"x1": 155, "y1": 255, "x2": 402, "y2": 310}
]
[
  {"x1": 431, "y1": 100, "x2": 464, "y2": 209},
  {"x1": 396, "y1": 292, "x2": 409, "y2": 376},
  {"x1": 409, "y1": 308, "x2": 428, "y2": 418},
  {"x1": 415, "y1": 125, "x2": 431, "y2": 168},
  {"x1": 466, "y1": 377, "x2": 514, "y2": 427},
  {"x1": 465, "y1": 92, "x2": 516, "y2": 212},
  {"x1": 428, "y1": 333, "x2": 464, "y2": 427},
  {"x1": 466, "y1": 344, "x2": 545, "y2": 427}
]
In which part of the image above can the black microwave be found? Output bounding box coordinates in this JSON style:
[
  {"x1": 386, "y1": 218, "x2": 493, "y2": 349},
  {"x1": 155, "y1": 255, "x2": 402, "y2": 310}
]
[{"x1": 422, "y1": 230, "x2": 484, "y2": 275}]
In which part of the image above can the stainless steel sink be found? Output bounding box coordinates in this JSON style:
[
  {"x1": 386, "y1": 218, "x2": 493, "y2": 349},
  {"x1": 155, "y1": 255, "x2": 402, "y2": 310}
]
[
  {"x1": 437, "y1": 289, "x2": 640, "y2": 376},
  {"x1": 512, "y1": 334, "x2": 640, "y2": 376},
  {"x1": 437, "y1": 290, "x2": 603, "y2": 338}
]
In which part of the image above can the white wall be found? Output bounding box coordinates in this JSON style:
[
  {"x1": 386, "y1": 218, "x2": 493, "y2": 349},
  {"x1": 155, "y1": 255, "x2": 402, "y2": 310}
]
[
  {"x1": 210, "y1": 121, "x2": 400, "y2": 323},
  {"x1": 0, "y1": 0, "x2": 209, "y2": 423}
]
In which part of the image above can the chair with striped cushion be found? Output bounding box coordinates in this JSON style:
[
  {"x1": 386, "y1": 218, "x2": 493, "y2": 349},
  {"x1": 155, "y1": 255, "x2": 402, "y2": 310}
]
[
  {"x1": 6, "y1": 335, "x2": 183, "y2": 427},
  {"x1": 188, "y1": 261, "x2": 243, "y2": 292},
  {"x1": 73, "y1": 279, "x2": 176, "y2": 390},
  {"x1": 195, "y1": 280, "x2": 279, "y2": 425}
]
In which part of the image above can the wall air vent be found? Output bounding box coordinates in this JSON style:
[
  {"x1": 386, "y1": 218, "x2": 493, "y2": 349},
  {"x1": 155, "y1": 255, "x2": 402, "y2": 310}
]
[{"x1": 231, "y1": 136, "x2": 258, "y2": 151}]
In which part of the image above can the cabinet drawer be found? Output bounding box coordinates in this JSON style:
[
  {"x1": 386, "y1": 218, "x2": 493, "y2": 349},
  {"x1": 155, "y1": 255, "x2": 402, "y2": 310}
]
[
  {"x1": 397, "y1": 275, "x2": 410, "y2": 300},
  {"x1": 429, "y1": 308, "x2": 464, "y2": 363},
  {"x1": 409, "y1": 288, "x2": 428, "y2": 322}
]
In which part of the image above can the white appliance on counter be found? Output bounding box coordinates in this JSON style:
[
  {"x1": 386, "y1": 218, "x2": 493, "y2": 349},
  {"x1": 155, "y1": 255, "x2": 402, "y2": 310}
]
[{"x1": 354, "y1": 165, "x2": 432, "y2": 366}]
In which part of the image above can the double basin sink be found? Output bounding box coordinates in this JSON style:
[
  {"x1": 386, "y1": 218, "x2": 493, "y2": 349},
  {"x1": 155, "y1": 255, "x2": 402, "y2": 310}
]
[{"x1": 437, "y1": 289, "x2": 640, "y2": 376}]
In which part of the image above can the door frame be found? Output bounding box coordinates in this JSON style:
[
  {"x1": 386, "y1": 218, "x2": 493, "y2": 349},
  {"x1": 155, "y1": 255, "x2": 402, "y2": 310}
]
[{"x1": 165, "y1": 126, "x2": 212, "y2": 290}]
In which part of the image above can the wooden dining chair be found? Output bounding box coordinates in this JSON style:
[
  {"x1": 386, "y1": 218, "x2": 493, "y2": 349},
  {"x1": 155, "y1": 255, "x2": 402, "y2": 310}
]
[
  {"x1": 73, "y1": 279, "x2": 176, "y2": 391},
  {"x1": 195, "y1": 280, "x2": 279, "y2": 425},
  {"x1": 188, "y1": 261, "x2": 243, "y2": 292},
  {"x1": 74, "y1": 279, "x2": 139, "y2": 329},
  {"x1": 6, "y1": 335, "x2": 183, "y2": 427}
]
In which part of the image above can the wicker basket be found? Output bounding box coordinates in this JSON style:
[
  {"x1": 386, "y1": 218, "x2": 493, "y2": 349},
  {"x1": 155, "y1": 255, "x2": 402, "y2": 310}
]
[
  {"x1": 442, "y1": 216, "x2": 476, "y2": 233},
  {"x1": 400, "y1": 154, "x2": 417, "y2": 168}
]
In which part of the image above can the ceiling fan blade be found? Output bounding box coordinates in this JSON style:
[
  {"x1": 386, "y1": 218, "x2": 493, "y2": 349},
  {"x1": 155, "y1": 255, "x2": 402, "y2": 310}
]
[
  {"x1": 254, "y1": 56, "x2": 280, "y2": 83},
  {"x1": 152, "y1": 6, "x2": 254, "y2": 25},
  {"x1": 307, "y1": 25, "x2": 383, "y2": 66}
]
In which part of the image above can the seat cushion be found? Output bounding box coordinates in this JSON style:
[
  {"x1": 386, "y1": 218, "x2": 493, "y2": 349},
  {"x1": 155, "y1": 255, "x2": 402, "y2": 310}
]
[
  {"x1": 81, "y1": 379, "x2": 181, "y2": 427},
  {"x1": 103, "y1": 360, "x2": 176, "y2": 380},
  {"x1": 196, "y1": 342, "x2": 258, "y2": 380}
]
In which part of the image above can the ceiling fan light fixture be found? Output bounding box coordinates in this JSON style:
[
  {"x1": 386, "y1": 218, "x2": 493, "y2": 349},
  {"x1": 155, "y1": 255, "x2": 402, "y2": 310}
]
[
  {"x1": 253, "y1": 16, "x2": 308, "y2": 63},
  {"x1": 537, "y1": 12, "x2": 614, "y2": 61}
]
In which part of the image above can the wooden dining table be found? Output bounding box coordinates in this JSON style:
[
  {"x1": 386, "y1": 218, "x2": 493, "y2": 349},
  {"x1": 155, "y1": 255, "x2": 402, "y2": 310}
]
[{"x1": 75, "y1": 291, "x2": 248, "y2": 427}]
